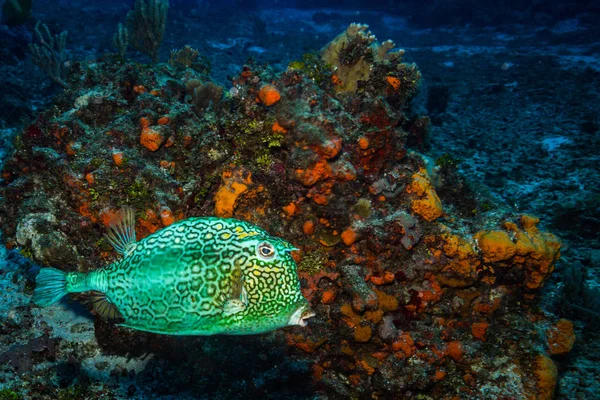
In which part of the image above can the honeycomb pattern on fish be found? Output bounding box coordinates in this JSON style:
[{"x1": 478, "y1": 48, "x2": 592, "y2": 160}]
[{"x1": 88, "y1": 217, "x2": 308, "y2": 335}]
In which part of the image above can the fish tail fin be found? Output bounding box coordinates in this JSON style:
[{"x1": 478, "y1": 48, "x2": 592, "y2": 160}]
[{"x1": 32, "y1": 267, "x2": 68, "y2": 307}]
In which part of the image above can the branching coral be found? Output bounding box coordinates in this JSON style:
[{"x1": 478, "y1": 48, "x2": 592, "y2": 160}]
[
  {"x1": 320, "y1": 23, "x2": 405, "y2": 93},
  {"x1": 169, "y1": 45, "x2": 199, "y2": 70},
  {"x1": 29, "y1": 21, "x2": 69, "y2": 88},
  {"x1": 127, "y1": 0, "x2": 169, "y2": 62},
  {"x1": 112, "y1": 23, "x2": 129, "y2": 59}
]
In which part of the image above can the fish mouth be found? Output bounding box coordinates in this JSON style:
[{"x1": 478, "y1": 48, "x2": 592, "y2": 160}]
[{"x1": 288, "y1": 305, "x2": 315, "y2": 327}]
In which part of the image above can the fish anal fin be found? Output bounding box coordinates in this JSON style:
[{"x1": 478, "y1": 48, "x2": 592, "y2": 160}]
[
  {"x1": 90, "y1": 291, "x2": 124, "y2": 322},
  {"x1": 104, "y1": 206, "x2": 137, "y2": 256}
]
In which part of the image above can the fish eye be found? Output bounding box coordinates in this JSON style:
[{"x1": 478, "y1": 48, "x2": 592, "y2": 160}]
[{"x1": 257, "y1": 242, "x2": 275, "y2": 259}]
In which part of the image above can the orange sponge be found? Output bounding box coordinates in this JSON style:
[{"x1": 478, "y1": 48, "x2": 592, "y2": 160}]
[{"x1": 258, "y1": 84, "x2": 281, "y2": 106}]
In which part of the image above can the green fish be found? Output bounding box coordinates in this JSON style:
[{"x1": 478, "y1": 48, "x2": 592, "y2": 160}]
[{"x1": 32, "y1": 208, "x2": 314, "y2": 335}]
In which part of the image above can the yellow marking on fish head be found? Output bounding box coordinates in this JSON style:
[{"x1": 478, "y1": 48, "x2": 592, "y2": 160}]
[{"x1": 236, "y1": 231, "x2": 259, "y2": 240}]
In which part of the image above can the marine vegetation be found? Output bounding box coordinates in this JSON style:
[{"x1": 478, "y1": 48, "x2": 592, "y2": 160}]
[
  {"x1": 0, "y1": 23, "x2": 568, "y2": 399},
  {"x1": 29, "y1": 21, "x2": 69, "y2": 88}
]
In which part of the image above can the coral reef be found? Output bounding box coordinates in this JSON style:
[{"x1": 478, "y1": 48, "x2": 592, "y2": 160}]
[
  {"x1": 0, "y1": 24, "x2": 571, "y2": 399},
  {"x1": 320, "y1": 23, "x2": 414, "y2": 95}
]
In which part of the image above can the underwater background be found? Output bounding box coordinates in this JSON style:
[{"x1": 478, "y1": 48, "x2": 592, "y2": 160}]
[{"x1": 0, "y1": 0, "x2": 599, "y2": 399}]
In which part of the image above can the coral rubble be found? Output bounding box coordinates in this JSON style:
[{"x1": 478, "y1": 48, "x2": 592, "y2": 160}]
[{"x1": 0, "y1": 25, "x2": 569, "y2": 399}]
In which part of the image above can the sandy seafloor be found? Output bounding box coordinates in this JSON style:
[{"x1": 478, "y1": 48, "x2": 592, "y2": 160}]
[{"x1": 0, "y1": 2, "x2": 598, "y2": 399}]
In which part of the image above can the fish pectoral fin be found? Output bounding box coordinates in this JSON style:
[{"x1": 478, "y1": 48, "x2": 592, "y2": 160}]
[
  {"x1": 240, "y1": 282, "x2": 248, "y2": 305},
  {"x1": 90, "y1": 291, "x2": 124, "y2": 321},
  {"x1": 104, "y1": 206, "x2": 137, "y2": 257},
  {"x1": 230, "y1": 265, "x2": 244, "y2": 299},
  {"x1": 222, "y1": 299, "x2": 246, "y2": 317},
  {"x1": 221, "y1": 273, "x2": 249, "y2": 317}
]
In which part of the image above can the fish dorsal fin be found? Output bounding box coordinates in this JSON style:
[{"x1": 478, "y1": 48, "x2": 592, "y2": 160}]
[
  {"x1": 104, "y1": 206, "x2": 136, "y2": 257},
  {"x1": 90, "y1": 291, "x2": 124, "y2": 321}
]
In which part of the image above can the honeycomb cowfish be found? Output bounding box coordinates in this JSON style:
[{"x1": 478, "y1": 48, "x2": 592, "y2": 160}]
[{"x1": 32, "y1": 208, "x2": 314, "y2": 335}]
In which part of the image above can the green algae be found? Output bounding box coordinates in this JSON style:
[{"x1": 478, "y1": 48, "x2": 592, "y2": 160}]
[
  {"x1": 225, "y1": 115, "x2": 284, "y2": 171},
  {"x1": 89, "y1": 188, "x2": 100, "y2": 201},
  {"x1": 255, "y1": 154, "x2": 273, "y2": 170},
  {"x1": 95, "y1": 237, "x2": 113, "y2": 252},
  {"x1": 353, "y1": 198, "x2": 372, "y2": 219},
  {"x1": 0, "y1": 389, "x2": 21, "y2": 400},
  {"x1": 435, "y1": 153, "x2": 461, "y2": 169},
  {"x1": 19, "y1": 247, "x2": 33, "y2": 259},
  {"x1": 56, "y1": 384, "x2": 90, "y2": 400},
  {"x1": 298, "y1": 248, "x2": 328, "y2": 275},
  {"x1": 90, "y1": 157, "x2": 103, "y2": 168},
  {"x1": 126, "y1": 179, "x2": 152, "y2": 204},
  {"x1": 288, "y1": 52, "x2": 332, "y2": 87},
  {"x1": 13, "y1": 135, "x2": 24, "y2": 151}
]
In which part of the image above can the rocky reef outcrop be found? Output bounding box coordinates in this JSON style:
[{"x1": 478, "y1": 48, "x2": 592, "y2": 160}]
[{"x1": 0, "y1": 24, "x2": 568, "y2": 399}]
